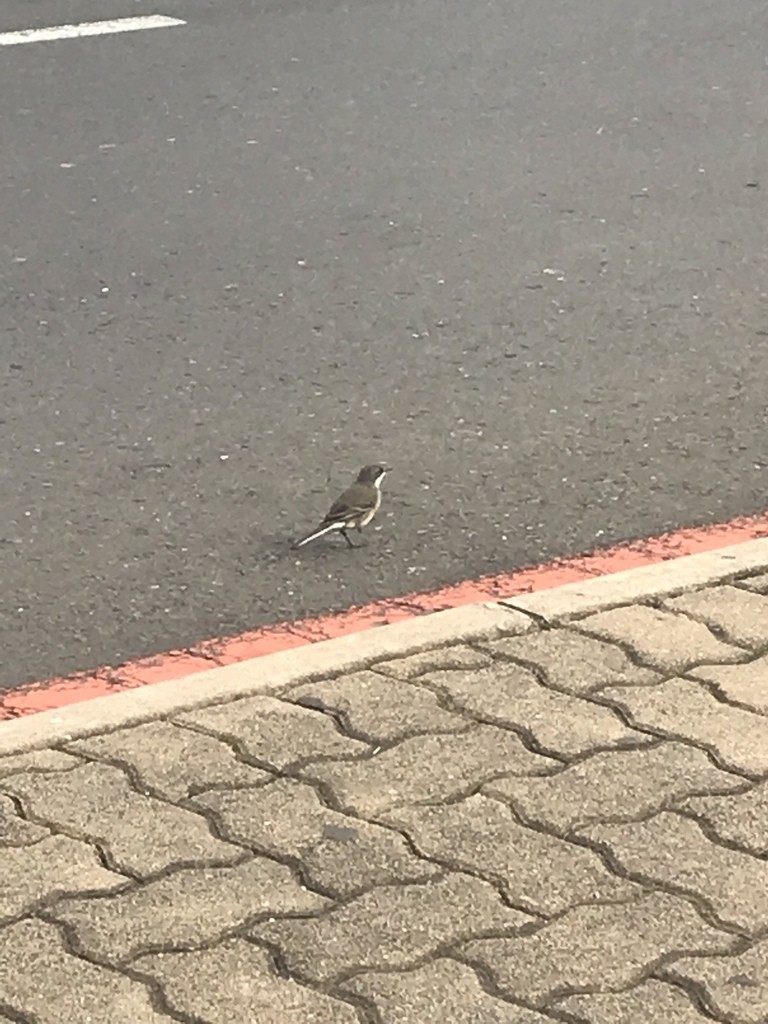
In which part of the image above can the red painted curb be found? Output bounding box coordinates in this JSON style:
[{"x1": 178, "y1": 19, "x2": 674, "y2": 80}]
[{"x1": 2, "y1": 512, "x2": 768, "y2": 720}]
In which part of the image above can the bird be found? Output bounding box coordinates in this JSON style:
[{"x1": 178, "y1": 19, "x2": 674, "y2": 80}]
[{"x1": 292, "y1": 464, "x2": 388, "y2": 549}]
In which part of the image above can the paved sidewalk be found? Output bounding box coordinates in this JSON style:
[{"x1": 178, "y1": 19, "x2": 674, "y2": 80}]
[{"x1": 2, "y1": 544, "x2": 768, "y2": 1022}]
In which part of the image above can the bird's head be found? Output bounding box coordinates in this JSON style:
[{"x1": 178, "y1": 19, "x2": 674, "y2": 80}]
[{"x1": 357, "y1": 464, "x2": 388, "y2": 486}]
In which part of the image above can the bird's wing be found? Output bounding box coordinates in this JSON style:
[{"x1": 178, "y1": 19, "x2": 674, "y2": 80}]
[{"x1": 322, "y1": 484, "x2": 374, "y2": 524}]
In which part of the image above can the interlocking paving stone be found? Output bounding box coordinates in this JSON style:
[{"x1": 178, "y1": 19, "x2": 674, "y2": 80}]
[
  {"x1": 0, "y1": 919, "x2": 166, "y2": 1023},
  {"x1": 0, "y1": 750, "x2": 81, "y2": 776},
  {"x1": 376, "y1": 644, "x2": 493, "y2": 680},
  {"x1": 2, "y1": 762, "x2": 241, "y2": 876},
  {"x1": 681, "y1": 781, "x2": 768, "y2": 856},
  {"x1": 461, "y1": 891, "x2": 737, "y2": 1006},
  {"x1": 50, "y1": 857, "x2": 327, "y2": 963},
  {"x1": 0, "y1": 793, "x2": 49, "y2": 845},
  {"x1": 583, "y1": 811, "x2": 768, "y2": 933},
  {"x1": 411, "y1": 662, "x2": 643, "y2": 757},
  {"x1": 689, "y1": 655, "x2": 768, "y2": 715},
  {"x1": 601, "y1": 677, "x2": 768, "y2": 775},
  {"x1": 289, "y1": 671, "x2": 469, "y2": 742},
  {"x1": 662, "y1": 942, "x2": 768, "y2": 1024},
  {"x1": 177, "y1": 694, "x2": 370, "y2": 767},
  {"x1": 300, "y1": 726, "x2": 554, "y2": 816},
  {"x1": 68, "y1": 720, "x2": 271, "y2": 799},
  {"x1": 252, "y1": 874, "x2": 531, "y2": 984},
  {"x1": 483, "y1": 741, "x2": 744, "y2": 834},
  {"x1": 384, "y1": 794, "x2": 638, "y2": 915},
  {"x1": 664, "y1": 585, "x2": 768, "y2": 649},
  {"x1": 134, "y1": 939, "x2": 360, "y2": 1023},
  {"x1": 481, "y1": 630, "x2": 661, "y2": 693},
  {"x1": 195, "y1": 777, "x2": 435, "y2": 896},
  {"x1": 557, "y1": 978, "x2": 710, "y2": 1023},
  {"x1": 575, "y1": 605, "x2": 744, "y2": 672},
  {"x1": 343, "y1": 959, "x2": 553, "y2": 1022},
  {"x1": 738, "y1": 571, "x2": 768, "y2": 594},
  {"x1": 0, "y1": 834, "x2": 128, "y2": 920}
]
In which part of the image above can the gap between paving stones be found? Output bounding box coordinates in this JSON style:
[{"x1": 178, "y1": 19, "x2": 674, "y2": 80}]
[
  {"x1": 680, "y1": 672, "x2": 768, "y2": 720},
  {"x1": 568, "y1": 821, "x2": 761, "y2": 940},
  {"x1": 453, "y1": 633, "x2": 765, "y2": 785},
  {"x1": 290, "y1": 668, "x2": 573, "y2": 767},
  {"x1": 365, "y1": 667, "x2": 650, "y2": 768},
  {"x1": 477, "y1": 784, "x2": 760, "y2": 940}
]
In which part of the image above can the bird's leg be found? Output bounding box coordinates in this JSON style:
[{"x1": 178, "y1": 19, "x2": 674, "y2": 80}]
[{"x1": 341, "y1": 527, "x2": 358, "y2": 549}]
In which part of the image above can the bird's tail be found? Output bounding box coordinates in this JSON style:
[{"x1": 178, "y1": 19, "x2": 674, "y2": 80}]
[{"x1": 291, "y1": 520, "x2": 342, "y2": 549}]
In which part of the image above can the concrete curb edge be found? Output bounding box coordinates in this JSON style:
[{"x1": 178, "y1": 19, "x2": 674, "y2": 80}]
[{"x1": 2, "y1": 536, "x2": 768, "y2": 756}]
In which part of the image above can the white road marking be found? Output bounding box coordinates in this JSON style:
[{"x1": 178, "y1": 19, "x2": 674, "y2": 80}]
[{"x1": 0, "y1": 15, "x2": 185, "y2": 46}]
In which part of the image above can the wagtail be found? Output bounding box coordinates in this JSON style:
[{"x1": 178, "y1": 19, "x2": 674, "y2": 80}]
[{"x1": 292, "y1": 464, "x2": 388, "y2": 549}]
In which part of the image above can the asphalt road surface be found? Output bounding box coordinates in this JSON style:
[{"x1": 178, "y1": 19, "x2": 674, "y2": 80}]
[{"x1": 1, "y1": 0, "x2": 767, "y2": 691}]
